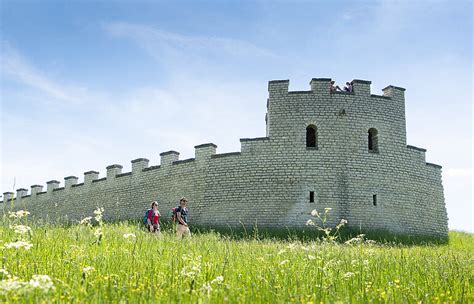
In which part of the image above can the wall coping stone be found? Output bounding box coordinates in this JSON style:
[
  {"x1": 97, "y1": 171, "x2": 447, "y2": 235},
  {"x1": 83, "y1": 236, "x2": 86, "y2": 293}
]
[
  {"x1": 383, "y1": 85, "x2": 406, "y2": 91},
  {"x1": 288, "y1": 91, "x2": 312, "y2": 95},
  {"x1": 352, "y1": 79, "x2": 372, "y2": 84},
  {"x1": 117, "y1": 172, "x2": 132, "y2": 178},
  {"x1": 310, "y1": 78, "x2": 331, "y2": 82},
  {"x1": 173, "y1": 158, "x2": 195, "y2": 165},
  {"x1": 92, "y1": 178, "x2": 106, "y2": 183},
  {"x1": 370, "y1": 94, "x2": 391, "y2": 99},
  {"x1": 194, "y1": 143, "x2": 217, "y2": 149},
  {"x1": 131, "y1": 158, "x2": 149, "y2": 163},
  {"x1": 143, "y1": 165, "x2": 161, "y2": 172},
  {"x1": 159, "y1": 151, "x2": 179, "y2": 156},
  {"x1": 106, "y1": 164, "x2": 123, "y2": 170},
  {"x1": 211, "y1": 152, "x2": 242, "y2": 158},
  {"x1": 84, "y1": 171, "x2": 99, "y2": 175},
  {"x1": 407, "y1": 145, "x2": 427, "y2": 152},
  {"x1": 426, "y1": 162, "x2": 442, "y2": 169},
  {"x1": 240, "y1": 137, "x2": 270, "y2": 142}
]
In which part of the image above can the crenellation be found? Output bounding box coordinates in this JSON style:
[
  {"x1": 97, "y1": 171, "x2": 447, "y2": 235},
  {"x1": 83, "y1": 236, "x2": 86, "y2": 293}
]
[
  {"x1": 352, "y1": 79, "x2": 372, "y2": 96},
  {"x1": 84, "y1": 171, "x2": 99, "y2": 184},
  {"x1": 31, "y1": 185, "x2": 43, "y2": 196},
  {"x1": 160, "y1": 151, "x2": 179, "y2": 166},
  {"x1": 16, "y1": 188, "x2": 28, "y2": 200},
  {"x1": 195, "y1": 143, "x2": 217, "y2": 160},
  {"x1": 3, "y1": 192, "x2": 14, "y2": 202},
  {"x1": 131, "y1": 158, "x2": 149, "y2": 173},
  {"x1": 310, "y1": 78, "x2": 331, "y2": 93},
  {"x1": 46, "y1": 180, "x2": 60, "y2": 193},
  {"x1": 106, "y1": 165, "x2": 122, "y2": 180},
  {"x1": 382, "y1": 85, "x2": 405, "y2": 99},
  {"x1": 3, "y1": 77, "x2": 447, "y2": 238},
  {"x1": 64, "y1": 176, "x2": 78, "y2": 188},
  {"x1": 268, "y1": 80, "x2": 289, "y2": 97}
]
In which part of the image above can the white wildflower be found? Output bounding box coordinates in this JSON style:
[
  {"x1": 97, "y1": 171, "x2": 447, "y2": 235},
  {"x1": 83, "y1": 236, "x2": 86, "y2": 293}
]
[
  {"x1": 343, "y1": 272, "x2": 355, "y2": 279},
  {"x1": 311, "y1": 209, "x2": 319, "y2": 217},
  {"x1": 306, "y1": 219, "x2": 315, "y2": 226},
  {"x1": 0, "y1": 278, "x2": 27, "y2": 294},
  {"x1": 8, "y1": 210, "x2": 30, "y2": 219},
  {"x1": 28, "y1": 275, "x2": 55, "y2": 292},
  {"x1": 3, "y1": 241, "x2": 33, "y2": 250},
  {"x1": 340, "y1": 219, "x2": 348, "y2": 225},
  {"x1": 80, "y1": 217, "x2": 92, "y2": 225},
  {"x1": 93, "y1": 207, "x2": 104, "y2": 223},
  {"x1": 82, "y1": 266, "x2": 95, "y2": 274},
  {"x1": 123, "y1": 233, "x2": 136, "y2": 240},
  {"x1": 13, "y1": 225, "x2": 32, "y2": 235},
  {"x1": 201, "y1": 282, "x2": 212, "y2": 294},
  {"x1": 211, "y1": 276, "x2": 224, "y2": 284}
]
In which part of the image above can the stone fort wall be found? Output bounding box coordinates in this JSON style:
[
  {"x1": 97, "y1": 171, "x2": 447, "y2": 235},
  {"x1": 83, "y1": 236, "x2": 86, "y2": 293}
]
[{"x1": 1, "y1": 78, "x2": 448, "y2": 237}]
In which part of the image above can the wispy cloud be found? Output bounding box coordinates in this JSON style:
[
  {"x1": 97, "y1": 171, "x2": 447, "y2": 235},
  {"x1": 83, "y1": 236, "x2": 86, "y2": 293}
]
[
  {"x1": 103, "y1": 22, "x2": 277, "y2": 65},
  {"x1": 1, "y1": 41, "x2": 95, "y2": 104}
]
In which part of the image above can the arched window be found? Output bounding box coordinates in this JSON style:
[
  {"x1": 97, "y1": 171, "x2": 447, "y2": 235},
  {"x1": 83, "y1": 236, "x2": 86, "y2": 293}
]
[
  {"x1": 306, "y1": 125, "x2": 317, "y2": 148},
  {"x1": 368, "y1": 128, "x2": 378, "y2": 152}
]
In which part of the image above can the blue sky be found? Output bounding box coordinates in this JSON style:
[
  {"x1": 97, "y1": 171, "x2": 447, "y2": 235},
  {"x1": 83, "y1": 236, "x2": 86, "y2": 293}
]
[{"x1": 1, "y1": 0, "x2": 472, "y2": 232}]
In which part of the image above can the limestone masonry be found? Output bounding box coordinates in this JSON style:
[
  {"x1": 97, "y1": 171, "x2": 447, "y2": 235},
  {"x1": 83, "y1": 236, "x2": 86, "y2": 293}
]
[{"x1": 1, "y1": 78, "x2": 448, "y2": 237}]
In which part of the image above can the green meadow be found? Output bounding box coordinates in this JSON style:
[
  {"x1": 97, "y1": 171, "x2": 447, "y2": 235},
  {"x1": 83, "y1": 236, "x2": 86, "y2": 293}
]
[{"x1": 1, "y1": 209, "x2": 472, "y2": 303}]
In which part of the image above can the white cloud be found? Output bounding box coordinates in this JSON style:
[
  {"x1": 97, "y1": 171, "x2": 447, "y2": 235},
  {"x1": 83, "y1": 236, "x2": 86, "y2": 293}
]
[
  {"x1": 103, "y1": 22, "x2": 277, "y2": 66},
  {"x1": 0, "y1": 41, "x2": 91, "y2": 104}
]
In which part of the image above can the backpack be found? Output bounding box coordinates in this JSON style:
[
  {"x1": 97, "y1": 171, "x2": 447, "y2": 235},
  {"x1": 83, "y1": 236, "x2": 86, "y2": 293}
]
[
  {"x1": 143, "y1": 209, "x2": 153, "y2": 225},
  {"x1": 171, "y1": 206, "x2": 179, "y2": 223}
]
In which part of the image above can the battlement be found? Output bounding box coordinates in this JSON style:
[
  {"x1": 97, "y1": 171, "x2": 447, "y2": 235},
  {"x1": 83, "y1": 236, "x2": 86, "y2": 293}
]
[
  {"x1": 268, "y1": 78, "x2": 405, "y2": 99},
  {"x1": 1, "y1": 140, "x2": 231, "y2": 202}
]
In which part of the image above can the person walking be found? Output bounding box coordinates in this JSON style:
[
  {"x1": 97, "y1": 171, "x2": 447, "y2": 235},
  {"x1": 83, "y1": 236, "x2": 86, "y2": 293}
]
[
  {"x1": 146, "y1": 201, "x2": 161, "y2": 234},
  {"x1": 176, "y1": 197, "x2": 191, "y2": 238}
]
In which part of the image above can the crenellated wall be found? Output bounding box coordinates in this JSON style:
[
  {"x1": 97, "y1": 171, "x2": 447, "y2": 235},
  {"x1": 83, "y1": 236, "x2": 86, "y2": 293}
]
[{"x1": 1, "y1": 77, "x2": 448, "y2": 237}]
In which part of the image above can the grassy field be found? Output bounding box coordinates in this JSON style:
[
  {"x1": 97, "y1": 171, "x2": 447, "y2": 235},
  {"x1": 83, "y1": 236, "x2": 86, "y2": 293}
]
[{"x1": 0, "y1": 209, "x2": 472, "y2": 303}]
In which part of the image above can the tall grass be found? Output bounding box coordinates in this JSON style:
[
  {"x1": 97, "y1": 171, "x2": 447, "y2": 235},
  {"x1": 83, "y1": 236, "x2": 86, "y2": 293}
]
[{"x1": 0, "y1": 212, "x2": 472, "y2": 303}]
